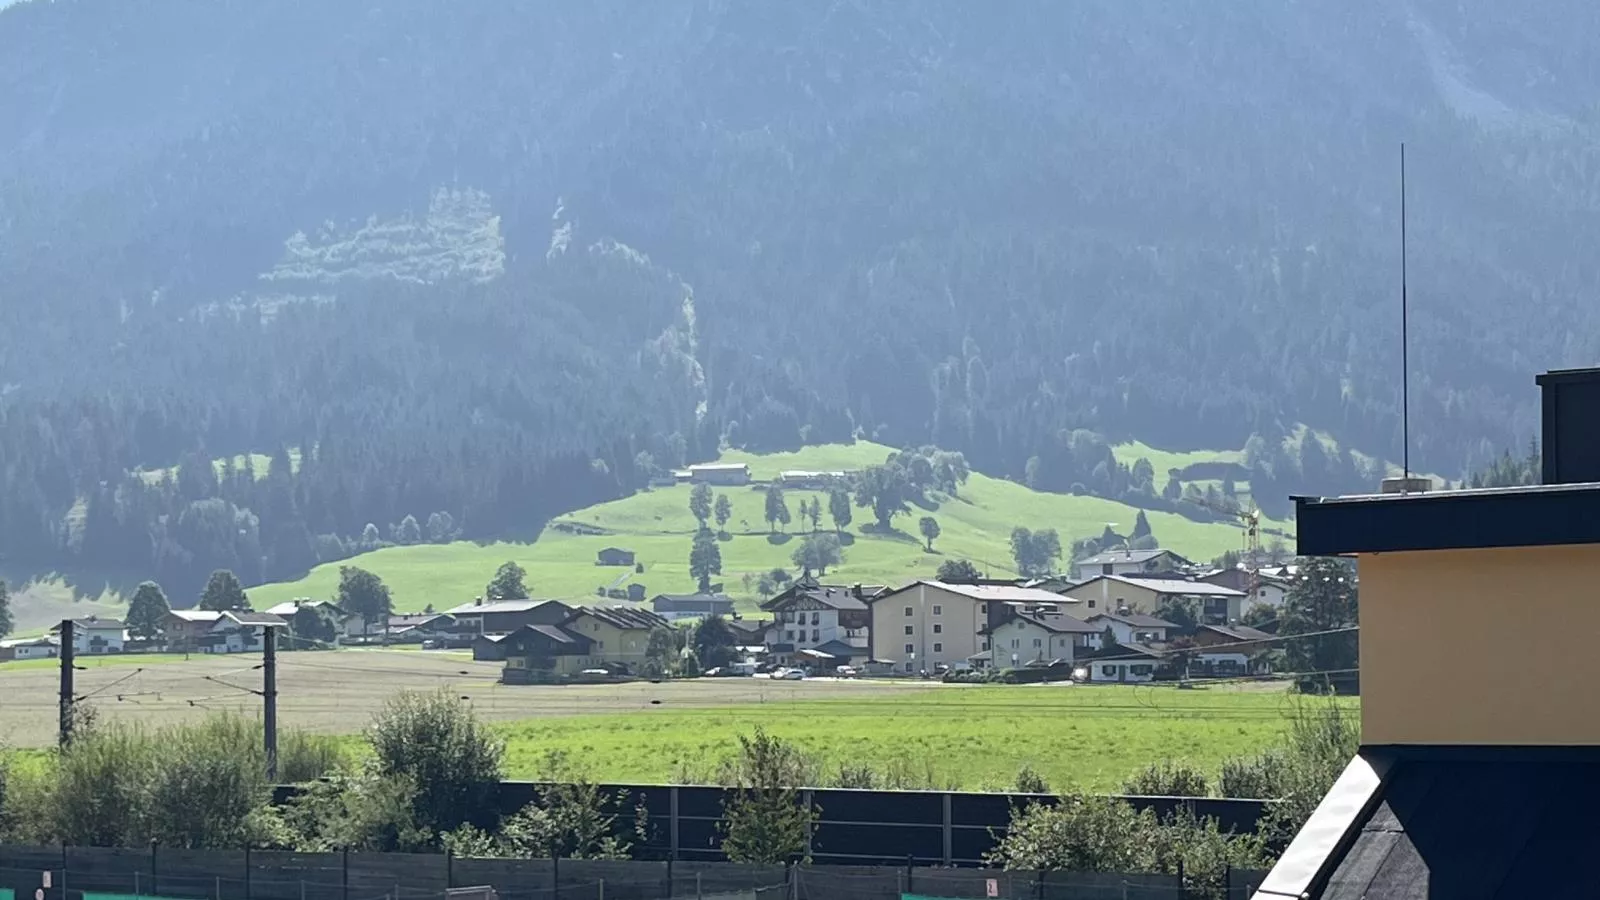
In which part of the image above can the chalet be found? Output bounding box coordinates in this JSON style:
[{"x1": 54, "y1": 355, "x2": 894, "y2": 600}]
[
  {"x1": 446, "y1": 598, "x2": 575, "y2": 635},
  {"x1": 560, "y1": 605, "x2": 670, "y2": 673},
  {"x1": 1079, "y1": 643, "x2": 1164, "y2": 683},
  {"x1": 1060, "y1": 574, "x2": 1245, "y2": 625},
  {"x1": 165, "y1": 609, "x2": 225, "y2": 650},
  {"x1": 54, "y1": 617, "x2": 125, "y2": 655},
  {"x1": 1253, "y1": 366, "x2": 1600, "y2": 898},
  {"x1": 202, "y1": 611, "x2": 287, "y2": 653},
  {"x1": 762, "y1": 580, "x2": 877, "y2": 664},
  {"x1": 387, "y1": 612, "x2": 457, "y2": 642},
  {"x1": 595, "y1": 547, "x2": 636, "y2": 567},
  {"x1": 1072, "y1": 548, "x2": 1193, "y2": 578},
  {"x1": 481, "y1": 624, "x2": 592, "y2": 675},
  {"x1": 1083, "y1": 612, "x2": 1177, "y2": 647},
  {"x1": 263, "y1": 599, "x2": 363, "y2": 639},
  {"x1": 0, "y1": 637, "x2": 59, "y2": 661},
  {"x1": 650, "y1": 593, "x2": 735, "y2": 621},
  {"x1": 1190, "y1": 623, "x2": 1275, "y2": 676},
  {"x1": 867, "y1": 581, "x2": 1082, "y2": 673},
  {"x1": 978, "y1": 605, "x2": 1100, "y2": 668},
  {"x1": 1197, "y1": 567, "x2": 1293, "y2": 612}
]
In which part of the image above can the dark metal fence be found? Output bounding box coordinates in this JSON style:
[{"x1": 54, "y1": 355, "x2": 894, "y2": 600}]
[{"x1": 0, "y1": 846, "x2": 1271, "y2": 900}]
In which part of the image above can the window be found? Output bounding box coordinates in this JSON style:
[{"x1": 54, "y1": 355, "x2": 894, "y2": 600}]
[
  {"x1": 1088, "y1": 599, "x2": 1096, "y2": 609},
  {"x1": 785, "y1": 630, "x2": 794, "y2": 641},
  {"x1": 981, "y1": 640, "x2": 990, "y2": 651},
  {"x1": 811, "y1": 612, "x2": 820, "y2": 626},
  {"x1": 811, "y1": 629, "x2": 819, "y2": 643},
  {"x1": 1032, "y1": 638, "x2": 1042, "y2": 647},
  {"x1": 905, "y1": 606, "x2": 914, "y2": 616},
  {"x1": 1131, "y1": 664, "x2": 1153, "y2": 676},
  {"x1": 933, "y1": 642, "x2": 943, "y2": 653},
  {"x1": 1259, "y1": 589, "x2": 1268, "y2": 596},
  {"x1": 904, "y1": 625, "x2": 914, "y2": 636},
  {"x1": 1011, "y1": 639, "x2": 1019, "y2": 648},
  {"x1": 598, "y1": 640, "x2": 605, "y2": 649},
  {"x1": 905, "y1": 661, "x2": 914, "y2": 672},
  {"x1": 933, "y1": 623, "x2": 943, "y2": 634},
  {"x1": 1102, "y1": 665, "x2": 1116, "y2": 676},
  {"x1": 932, "y1": 605, "x2": 942, "y2": 616},
  {"x1": 1102, "y1": 564, "x2": 1114, "y2": 575},
  {"x1": 905, "y1": 643, "x2": 915, "y2": 654}
]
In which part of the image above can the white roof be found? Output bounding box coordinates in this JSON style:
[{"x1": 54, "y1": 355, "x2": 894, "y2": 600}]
[
  {"x1": 1080, "y1": 575, "x2": 1246, "y2": 597},
  {"x1": 168, "y1": 609, "x2": 225, "y2": 623},
  {"x1": 688, "y1": 462, "x2": 749, "y2": 471}
]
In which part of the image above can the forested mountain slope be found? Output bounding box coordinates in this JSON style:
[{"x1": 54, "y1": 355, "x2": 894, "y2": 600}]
[{"x1": 1, "y1": 0, "x2": 1596, "y2": 602}]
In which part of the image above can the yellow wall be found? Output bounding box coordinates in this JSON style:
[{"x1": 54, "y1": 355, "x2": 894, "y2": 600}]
[{"x1": 1361, "y1": 544, "x2": 1600, "y2": 745}]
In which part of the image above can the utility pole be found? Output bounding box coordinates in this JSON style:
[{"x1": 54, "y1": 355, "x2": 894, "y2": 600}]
[
  {"x1": 58, "y1": 618, "x2": 75, "y2": 747},
  {"x1": 263, "y1": 624, "x2": 279, "y2": 781}
]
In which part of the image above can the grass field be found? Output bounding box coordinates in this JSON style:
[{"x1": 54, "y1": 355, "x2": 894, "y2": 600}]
[
  {"x1": 247, "y1": 441, "x2": 1281, "y2": 613},
  {"x1": 0, "y1": 651, "x2": 1352, "y2": 790}
]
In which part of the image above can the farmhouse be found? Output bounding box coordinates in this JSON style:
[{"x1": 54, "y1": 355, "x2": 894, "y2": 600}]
[
  {"x1": 387, "y1": 612, "x2": 457, "y2": 643},
  {"x1": 165, "y1": 609, "x2": 225, "y2": 650},
  {"x1": 1197, "y1": 566, "x2": 1292, "y2": 612},
  {"x1": 1190, "y1": 623, "x2": 1275, "y2": 676},
  {"x1": 651, "y1": 593, "x2": 735, "y2": 621},
  {"x1": 54, "y1": 617, "x2": 125, "y2": 655},
  {"x1": 867, "y1": 581, "x2": 1080, "y2": 673},
  {"x1": 977, "y1": 605, "x2": 1100, "y2": 668},
  {"x1": 1079, "y1": 643, "x2": 1165, "y2": 683},
  {"x1": 1083, "y1": 612, "x2": 1177, "y2": 647},
  {"x1": 1254, "y1": 366, "x2": 1600, "y2": 898},
  {"x1": 560, "y1": 605, "x2": 670, "y2": 673},
  {"x1": 1060, "y1": 574, "x2": 1245, "y2": 624},
  {"x1": 762, "y1": 580, "x2": 876, "y2": 664},
  {"x1": 1072, "y1": 547, "x2": 1193, "y2": 578},
  {"x1": 488, "y1": 624, "x2": 594, "y2": 678},
  {"x1": 264, "y1": 599, "x2": 364, "y2": 639},
  {"x1": 447, "y1": 598, "x2": 575, "y2": 635},
  {"x1": 595, "y1": 547, "x2": 636, "y2": 567},
  {"x1": 674, "y1": 463, "x2": 751, "y2": 486},
  {"x1": 202, "y1": 611, "x2": 287, "y2": 653},
  {"x1": 0, "y1": 636, "x2": 59, "y2": 661}
]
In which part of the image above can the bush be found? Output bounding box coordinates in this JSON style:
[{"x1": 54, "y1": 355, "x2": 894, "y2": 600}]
[
  {"x1": 1219, "y1": 750, "x2": 1287, "y2": 800},
  {"x1": 1013, "y1": 765, "x2": 1050, "y2": 794},
  {"x1": 720, "y1": 728, "x2": 817, "y2": 863},
  {"x1": 367, "y1": 690, "x2": 505, "y2": 837},
  {"x1": 1122, "y1": 760, "x2": 1210, "y2": 798}
]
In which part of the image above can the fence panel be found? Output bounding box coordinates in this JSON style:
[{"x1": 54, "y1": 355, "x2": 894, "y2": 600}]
[
  {"x1": 249, "y1": 850, "x2": 344, "y2": 900},
  {"x1": 1040, "y1": 870, "x2": 1180, "y2": 900},
  {"x1": 1226, "y1": 869, "x2": 1271, "y2": 899}
]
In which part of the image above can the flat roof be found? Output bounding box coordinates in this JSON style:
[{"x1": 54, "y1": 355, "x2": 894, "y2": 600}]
[{"x1": 1295, "y1": 481, "x2": 1600, "y2": 555}]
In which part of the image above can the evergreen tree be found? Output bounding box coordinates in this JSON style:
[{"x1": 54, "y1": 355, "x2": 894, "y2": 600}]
[
  {"x1": 689, "y1": 529, "x2": 724, "y2": 592},
  {"x1": 0, "y1": 579, "x2": 11, "y2": 640},
  {"x1": 714, "y1": 493, "x2": 733, "y2": 531},
  {"x1": 689, "y1": 483, "x2": 713, "y2": 528},
  {"x1": 1130, "y1": 510, "x2": 1152, "y2": 541},
  {"x1": 763, "y1": 484, "x2": 791, "y2": 533},
  {"x1": 485, "y1": 561, "x2": 529, "y2": 602},
  {"x1": 693, "y1": 614, "x2": 737, "y2": 670},
  {"x1": 827, "y1": 486, "x2": 852, "y2": 534},
  {"x1": 199, "y1": 569, "x2": 250, "y2": 612},
  {"x1": 126, "y1": 581, "x2": 171, "y2": 642},
  {"x1": 918, "y1": 516, "x2": 941, "y2": 551},
  {"x1": 396, "y1": 514, "x2": 422, "y2": 545}
]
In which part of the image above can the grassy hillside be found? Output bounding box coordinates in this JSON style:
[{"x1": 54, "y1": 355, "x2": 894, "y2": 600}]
[{"x1": 248, "y1": 442, "x2": 1284, "y2": 613}]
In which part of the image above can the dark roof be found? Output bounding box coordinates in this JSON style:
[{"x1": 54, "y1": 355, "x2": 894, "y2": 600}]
[
  {"x1": 763, "y1": 585, "x2": 873, "y2": 612},
  {"x1": 65, "y1": 617, "x2": 125, "y2": 630},
  {"x1": 1077, "y1": 548, "x2": 1190, "y2": 566},
  {"x1": 389, "y1": 613, "x2": 453, "y2": 627},
  {"x1": 980, "y1": 608, "x2": 1100, "y2": 635},
  {"x1": 726, "y1": 618, "x2": 771, "y2": 636},
  {"x1": 1272, "y1": 747, "x2": 1600, "y2": 900},
  {"x1": 527, "y1": 624, "x2": 586, "y2": 644},
  {"x1": 572, "y1": 605, "x2": 669, "y2": 630},
  {"x1": 1086, "y1": 612, "x2": 1178, "y2": 630},
  {"x1": 811, "y1": 639, "x2": 863, "y2": 657},
  {"x1": 1197, "y1": 623, "x2": 1274, "y2": 644},
  {"x1": 1082, "y1": 642, "x2": 1165, "y2": 661},
  {"x1": 1295, "y1": 481, "x2": 1600, "y2": 555},
  {"x1": 651, "y1": 593, "x2": 734, "y2": 610}
]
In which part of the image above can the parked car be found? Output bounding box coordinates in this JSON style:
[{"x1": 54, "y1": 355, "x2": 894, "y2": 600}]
[
  {"x1": 775, "y1": 668, "x2": 805, "y2": 680},
  {"x1": 835, "y1": 665, "x2": 859, "y2": 678}
]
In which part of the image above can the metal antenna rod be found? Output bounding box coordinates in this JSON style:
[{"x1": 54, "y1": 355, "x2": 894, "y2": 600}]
[{"x1": 1401, "y1": 143, "x2": 1411, "y2": 481}]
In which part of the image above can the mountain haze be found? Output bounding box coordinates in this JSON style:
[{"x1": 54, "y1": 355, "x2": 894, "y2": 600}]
[{"x1": 1, "y1": 0, "x2": 1596, "y2": 599}]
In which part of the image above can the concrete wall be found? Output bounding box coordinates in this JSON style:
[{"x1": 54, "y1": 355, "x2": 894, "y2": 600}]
[{"x1": 1359, "y1": 544, "x2": 1600, "y2": 745}]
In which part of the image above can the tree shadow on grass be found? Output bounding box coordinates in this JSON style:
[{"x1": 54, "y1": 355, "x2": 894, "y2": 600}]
[
  {"x1": 766, "y1": 533, "x2": 795, "y2": 546},
  {"x1": 860, "y1": 523, "x2": 920, "y2": 544}
]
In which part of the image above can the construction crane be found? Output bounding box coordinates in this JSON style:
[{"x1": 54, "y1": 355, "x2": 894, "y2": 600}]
[{"x1": 1193, "y1": 493, "x2": 1263, "y2": 599}]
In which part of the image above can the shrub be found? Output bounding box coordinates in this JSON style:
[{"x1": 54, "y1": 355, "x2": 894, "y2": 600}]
[
  {"x1": 1013, "y1": 765, "x2": 1050, "y2": 795},
  {"x1": 1122, "y1": 760, "x2": 1210, "y2": 798},
  {"x1": 1219, "y1": 750, "x2": 1287, "y2": 800},
  {"x1": 367, "y1": 690, "x2": 505, "y2": 837},
  {"x1": 720, "y1": 728, "x2": 817, "y2": 863}
]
